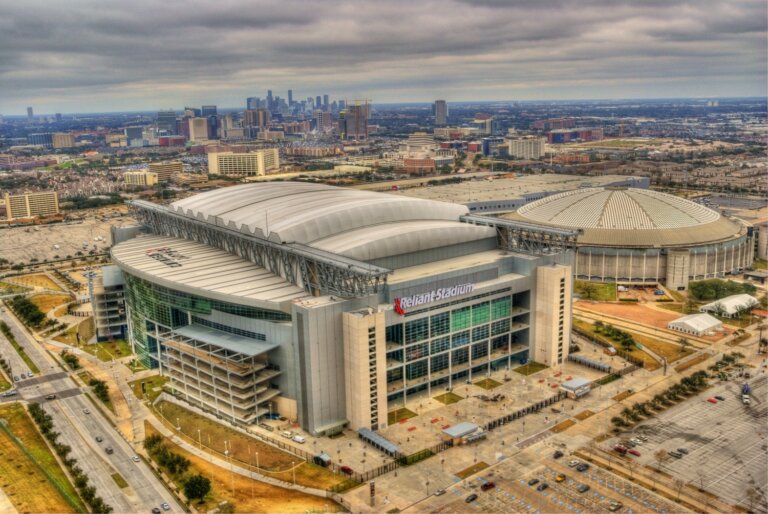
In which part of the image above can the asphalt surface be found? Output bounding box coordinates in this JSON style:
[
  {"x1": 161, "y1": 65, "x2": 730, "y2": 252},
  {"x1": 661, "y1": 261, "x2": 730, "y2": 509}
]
[{"x1": 0, "y1": 303, "x2": 183, "y2": 514}]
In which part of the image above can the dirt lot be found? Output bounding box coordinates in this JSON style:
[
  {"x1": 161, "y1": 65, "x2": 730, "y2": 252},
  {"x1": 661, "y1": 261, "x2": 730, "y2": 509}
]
[
  {"x1": 30, "y1": 293, "x2": 71, "y2": 313},
  {"x1": 0, "y1": 403, "x2": 84, "y2": 513},
  {"x1": 6, "y1": 273, "x2": 63, "y2": 291},
  {"x1": 576, "y1": 301, "x2": 730, "y2": 342},
  {"x1": 144, "y1": 423, "x2": 341, "y2": 513},
  {"x1": 617, "y1": 286, "x2": 669, "y2": 302}
]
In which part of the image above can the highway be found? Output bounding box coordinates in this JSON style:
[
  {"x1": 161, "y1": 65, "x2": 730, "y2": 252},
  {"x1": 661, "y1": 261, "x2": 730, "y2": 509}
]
[{"x1": 0, "y1": 302, "x2": 183, "y2": 513}]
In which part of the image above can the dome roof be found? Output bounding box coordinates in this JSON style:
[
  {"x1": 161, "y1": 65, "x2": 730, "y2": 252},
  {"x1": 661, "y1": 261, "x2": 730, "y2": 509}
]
[{"x1": 517, "y1": 187, "x2": 720, "y2": 230}]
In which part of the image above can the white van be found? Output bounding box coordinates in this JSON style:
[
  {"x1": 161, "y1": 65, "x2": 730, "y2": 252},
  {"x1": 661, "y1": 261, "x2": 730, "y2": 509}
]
[
  {"x1": 281, "y1": 430, "x2": 293, "y2": 439},
  {"x1": 292, "y1": 435, "x2": 306, "y2": 444}
]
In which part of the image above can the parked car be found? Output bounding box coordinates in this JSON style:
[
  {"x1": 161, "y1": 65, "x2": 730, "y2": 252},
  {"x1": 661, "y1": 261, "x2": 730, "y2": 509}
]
[
  {"x1": 613, "y1": 445, "x2": 627, "y2": 455},
  {"x1": 105, "y1": 447, "x2": 114, "y2": 455},
  {"x1": 434, "y1": 489, "x2": 446, "y2": 496},
  {"x1": 13, "y1": 376, "x2": 19, "y2": 382},
  {"x1": 536, "y1": 483, "x2": 549, "y2": 491},
  {"x1": 95, "y1": 436, "x2": 103, "y2": 442},
  {"x1": 553, "y1": 450, "x2": 564, "y2": 459},
  {"x1": 152, "y1": 508, "x2": 161, "y2": 514},
  {"x1": 132, "y1": 455, "x2": 140, "y2": 462},
  {"x1": 677, "y1": 448, "x2": 689, "y2": 454},
  {"x1": 628, "y1": 449, "x2": 641, "y2": 457},
  {"x1": 340, "y1": 466, "x2": 354, "y2": 475},
  {"x1": 567, "y1": 459, "x2": 580, "y2": 467},
  {"x1": 281, "y1": 431, "x2": 293, "y2": 439},
  {"x1": 707, "y1": 398, "x2": 718, "y2": 404},
  {"x1": 577, "y1": 484, "x2": 591, "y2": 493},
  {"x1": 576, "y1": 463, "x2": 590, "y2": 472},
  {"x1": 292, "y1": 435, "x2": 306, "y2": 444},
  {"x1": 160, "y1": 502, "x2": 170, "y2": 511},
  {"x1": 715, "y1": 395, "x2": 726, "y2": 401},
  {"x1": 528, "y1": 478, "x2": 540, "y2": 486},
  {"x1": 83, "y1": 408, "x2": 90, "y2": 415},
  {"x1": 668, "y1": 451, "x2": 683, "y2": 458},
  {"x1": 45, "y1": 394, "x2": 56, "y2": 400},
  {"x1": 465, "y1": 494, "x2": 478, "y2": 503},
  {"x1": 555, "y1": 474, "x2": 566, "y2": 483},
  {"x1": 637, "y1": 435, "x2": 649, "y2": 442},
  {"x1": 608, "y1": 500, "x2": 624, "y2": 512},
  {"x1": 481, "y1": 482, "x2": 495, "y2": 491}
]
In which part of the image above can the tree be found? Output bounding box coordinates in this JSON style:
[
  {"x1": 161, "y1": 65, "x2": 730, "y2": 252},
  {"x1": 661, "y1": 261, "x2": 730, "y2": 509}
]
[
  {"x1": 674, "y1": 479, "x2": 685, "y2": 502},
  {"x1": 678, "y1": 338, "x2": 690, "y2": 355},
  {"x1": 184, "y1": 474, "x2": 211, "y2": 502},
  {"x1": 652, "y1": 450, "x2": 667, "y2": 491}
]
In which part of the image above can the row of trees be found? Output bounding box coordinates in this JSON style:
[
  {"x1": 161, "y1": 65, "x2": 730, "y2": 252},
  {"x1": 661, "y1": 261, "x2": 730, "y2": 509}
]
[
  {"x1": 8, "y1": 295, "x2": 47, "y2": 328},
  {"x1": 143, "y1": 434, "x2": 210, "y2": 502},
  {"x1": 611, "y1": 370, "x2": 709, "y2": 429},
  {"x1": 28, "y1": 403, "x2": 114, "y2": 513},
  {"x1": 594, "y1": 321, "x2": 636, "y2": 351},
  {"x1": 89, "y1": 378, "x2": 109, "y2": 404},
  {"x1": 60, "y1": 349, "x2": 81, "y2": 370},
  {"x1": 688, "y1": 279, "x2": 756, "y2": 301}
]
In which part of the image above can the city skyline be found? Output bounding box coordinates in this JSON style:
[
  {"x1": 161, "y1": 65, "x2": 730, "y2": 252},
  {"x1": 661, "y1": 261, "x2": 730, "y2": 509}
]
[{"x1": 1, "y1": 0, "x2": 766, "y2": 114}]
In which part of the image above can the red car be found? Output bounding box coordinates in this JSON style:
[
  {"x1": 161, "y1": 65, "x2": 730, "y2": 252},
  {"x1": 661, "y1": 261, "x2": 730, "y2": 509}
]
[
  {"x1": 613, "y1": 445, "x2": 627, "y2": 455},
  {"x1": 628, "y1": 449, "x2": 641, "y2": 457},
  {"x1": 707, "y1": 398, "x2": 718, "y2": 404},
  {"x1": 340, "y1": 466, "x2": 354, "y2": 475},
  {"x1": 481, "y1": 482, "x2": 496, "y2": 491}
]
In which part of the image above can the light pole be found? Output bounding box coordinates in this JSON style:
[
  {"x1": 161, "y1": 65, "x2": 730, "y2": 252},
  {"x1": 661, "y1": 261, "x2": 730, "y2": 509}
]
[
  {"x1": 197, "y1": 428, "x2": 201, "y2": 450},
  {"x1": 292, "y1": 461, "x2": 296, "y2": 486}
]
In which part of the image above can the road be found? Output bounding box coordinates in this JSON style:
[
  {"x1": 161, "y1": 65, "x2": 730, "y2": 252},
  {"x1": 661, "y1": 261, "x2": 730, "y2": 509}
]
[{"x1": 0, "y1": 302, "x2": 182, "y2": 513}]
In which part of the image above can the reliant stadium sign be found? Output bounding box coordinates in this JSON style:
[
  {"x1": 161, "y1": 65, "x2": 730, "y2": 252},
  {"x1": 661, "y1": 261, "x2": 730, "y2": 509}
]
[{"x1": 394, "y1": 283, "x2": 474, "y2": 315}]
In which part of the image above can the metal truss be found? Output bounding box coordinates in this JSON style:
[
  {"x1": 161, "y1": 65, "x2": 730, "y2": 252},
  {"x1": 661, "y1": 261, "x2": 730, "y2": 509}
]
[
  {"x1": 129, "y1": 201, "x2": 390, "y2": 297},
  {"x1": 461, "y1": 214, "x2": 580, "y2": 255}
]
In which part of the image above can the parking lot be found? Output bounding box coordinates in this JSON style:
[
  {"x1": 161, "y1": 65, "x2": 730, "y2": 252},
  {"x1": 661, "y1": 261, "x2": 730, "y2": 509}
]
[
  {"x1": 432, "y1": 458, "x2": 685, "y2": 514},
  {"x1": 607, "y1": 375, "x2": 768, "y2": 512}
]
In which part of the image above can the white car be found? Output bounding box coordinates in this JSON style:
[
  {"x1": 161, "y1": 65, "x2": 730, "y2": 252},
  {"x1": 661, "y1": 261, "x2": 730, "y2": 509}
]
[
  {"x1": 132, "y1": 455, "x2": 140, "y2": 462},
  {"x1": 292, "y1": 435, "x2": 306, "y2": 444},
  {"x1": 83, "y1": 408, "x2": 90, "y2": 415},
  {"x1": 567, "y1": 459, "x2": 580, "y2": 468}
]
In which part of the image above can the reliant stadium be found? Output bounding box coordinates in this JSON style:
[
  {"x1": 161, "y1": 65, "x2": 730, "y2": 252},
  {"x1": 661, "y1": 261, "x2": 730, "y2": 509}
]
[{"x1": 112, "y1": 182, "x2": 576, "y2": 435}]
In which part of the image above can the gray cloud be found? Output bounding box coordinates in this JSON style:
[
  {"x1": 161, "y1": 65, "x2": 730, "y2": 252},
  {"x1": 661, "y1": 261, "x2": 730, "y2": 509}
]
[{"x1": 0, "y1": 0, "x2": 765, "y2": 113}]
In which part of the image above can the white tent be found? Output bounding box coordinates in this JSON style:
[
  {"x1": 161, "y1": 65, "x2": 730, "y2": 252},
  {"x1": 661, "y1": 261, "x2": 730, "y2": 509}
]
[
  {"x1": 668, "y1": 313, "x2": 723, "y2": 336},
  {"x1": 699, "y1": 294, "x2": 758, "y2": 318}
]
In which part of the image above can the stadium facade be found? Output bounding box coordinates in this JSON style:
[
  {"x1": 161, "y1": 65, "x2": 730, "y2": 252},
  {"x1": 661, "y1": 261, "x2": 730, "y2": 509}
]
[
  {"x1": 113, "y1": 183, "x2": 575, "y2": 435},
  {"x1": 503, "y1": 187, "x2": 754, "y2": 290}
]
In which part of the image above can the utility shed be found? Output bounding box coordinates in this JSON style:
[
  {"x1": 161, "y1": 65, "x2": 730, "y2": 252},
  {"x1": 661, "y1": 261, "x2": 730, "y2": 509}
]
[
  {"x1": 442, "y1": 422, "x2": 479, "y2": 443},
  {"x1": 668, "y1": 313, "x2": 723, "y2": 336}
]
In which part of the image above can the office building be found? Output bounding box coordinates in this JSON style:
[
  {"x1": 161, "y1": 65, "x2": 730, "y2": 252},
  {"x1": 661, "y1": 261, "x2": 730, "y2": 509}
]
[
  {"x1": 287, "y1": 90, "x2": 293, "y2": 106},
  {"x1": 27, "y1": 132, "x2": 53, "y2": 147},
  {"x1": 202, "y1": 105, "x2": 217, "y2": 117},
  {"x1": 55, "y1": 113, "x2": 62, "y2": 122},
  {"x1": 548, "y1": 128, "x2": 604, "y2": 143},
  {"x1": 184, "y1": 107, "x2": 202, "y2": 117},
  {"x1": 149, "y1": 161, "x2": 183, "y2": 182},
  {"x1": 91, "y1": 266, "x2": 128, "y2": 341},
  {"x1": 314, "y1": 110, "x2": 333, "y2": 133},
  {"x1": 157, "y1": 110, "x2": 177, "y2": 134},
  {"x1": 207, "y1": 149, "x2": 280, "y2": 177},
  {"x1": 507, "y1": 136, "x2": 546, "y2": 159},
  {"x1": 340, "y1": 103, "x2": 369, "y2": 140},
  {"x1": 244, "y1": 109, "x2": 271, "y2": 129},
  {"x1": 323, "y1": 94, "x2": 329, "y2": 110},
  {"x1": 188, "y1": 118, "x2": 209, "y2": 141},
  {"x1": 115, "y1": 182, "x2": 573, "y2": 433},
  {"x1": 247, "y1": 97, "x2": 260, "y2": 110},
  {"x1": 267, "y1": 90, "x2": 274, "y2": 110},
  {"x1": 4, "y1": 191, "x2": 59, "y2": 220},
  {"x1": 27, "y1": 107, "x2": 33, "y2": 123},
  {"x1": 52, "y1": 133, "x2": 75, "y2": 149},
  {"x1": 434, "y1": 100, "x2": 448, "y2": 125},
  {"x1": 124, "y1": 171, "x2": 159, "y2": 187}
]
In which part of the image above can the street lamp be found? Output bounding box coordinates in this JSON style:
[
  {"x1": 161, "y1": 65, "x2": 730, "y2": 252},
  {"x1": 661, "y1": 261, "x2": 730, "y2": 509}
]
[
  {"x1": 197, "y1": 428, "x2": 201, "y2": 449},
  {"x1": 292, "y1": 461, "x2": 296, "y2": 486}
]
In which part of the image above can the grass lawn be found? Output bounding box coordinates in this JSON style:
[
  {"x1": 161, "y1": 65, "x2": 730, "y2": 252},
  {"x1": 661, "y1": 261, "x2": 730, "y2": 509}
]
[
  {"x1": 77, "y1": 370, "x2": 94, "y2": 384},
  {"x1": 144, "y1": 423, "x2": 341, "y2": 513},
  {"x1": 54, "y1": 318, "x2": 95, "y2": 347},
  {"x1": 129, "y1": 375, "x2": 167, "y2": 402},
  {"x1": 572, "y1": 319, "x2": 661, "y2": 370},
  {"x1": 574, "y1": 410, "x2": 595, "y2": 421},
  {"x1": 575, "y1": 280, "x2": 617, "y2": 302},
  {"x1": 125, "y1": 359, "x2": 147, "y2": 373},
  {"x1": 0, "y1": 403, "x2": 85, "y2": 513},
  {"x1": 80, "y1": 339, "x2": 132, "y2": 362},
  {"x1": 433, "y1": 391, "x2": 463, "y2": 405},
  {"x1": 551, "y1": 419, "x2": 576, "y2": 433},
  {"x1": 753, "y1": 259, "x2": 767, "y2": 270},
  {"x1": 455, "y1": 461, "x2": 489, "y2": 479},
  {"x1": 512, "y1": 361, "x2": 547, "y2": 376},
  {"x1": 387, "y1": 407, "x2": 418, "y2": 425},
  {"x1": 4, "y1": 331, "x2": 40, "y2": 374},
  {"x1": 474, "y1": 378, "x2": 502, "y2": 390},
  {"x1": 632, "y1": 333, "x2": 694, "y2": 363},
  {"x1": 0, "y1": 370, "x2": 10, "y2": 391},
  {"x1": 153, "y1": 401, "x2": 344, "y2": 489},
  {"x1": 30, "y1": 294, "x2": 71, "y2": 313},
  {"x1": 0, "y1": 281, "x2": 29, "y2": 295},
  {"x1": 111, "y1": 472, "x2": 128, "y2": 489}
]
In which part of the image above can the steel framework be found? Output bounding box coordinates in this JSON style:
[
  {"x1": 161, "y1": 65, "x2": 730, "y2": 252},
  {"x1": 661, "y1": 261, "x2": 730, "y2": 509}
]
[
  {"x1": 461, "y1": 215, "x2": 580, "y2": 255},
  {"x1": 130, "y1": 201, "x2": 390, "y2": 297}
]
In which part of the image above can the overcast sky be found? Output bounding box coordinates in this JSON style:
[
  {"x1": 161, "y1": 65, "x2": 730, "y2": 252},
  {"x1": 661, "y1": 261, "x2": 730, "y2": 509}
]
[{"x1": 1, "y1": 0, "x2": 766, "y2": 114}]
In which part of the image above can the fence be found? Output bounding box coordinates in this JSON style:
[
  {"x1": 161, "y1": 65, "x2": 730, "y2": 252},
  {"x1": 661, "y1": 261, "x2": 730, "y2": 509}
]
[
  {"x1": 349, "y1": 440, "x2": 454, "y2": 483},
  {"x1": 482, "y1": 391, "x2": 566, "y2": 432}
]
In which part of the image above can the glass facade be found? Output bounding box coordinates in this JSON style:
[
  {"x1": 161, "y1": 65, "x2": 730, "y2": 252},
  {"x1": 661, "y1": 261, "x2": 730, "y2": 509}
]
[
  {"x1": 385, "y1": 293, "x2": 530, "y2": 404},
  {"x1": 124, "y1": 274, "x2": 290, "y2": 368}
]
